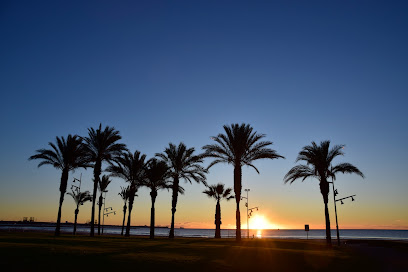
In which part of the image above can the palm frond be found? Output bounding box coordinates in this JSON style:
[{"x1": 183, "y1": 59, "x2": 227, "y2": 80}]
[
  {"x1": 330, "y1": 163, "x2": 365, "y2": 179},
  {"x1": 284, "y1": 165, "x2": 315, "y2": 184}
]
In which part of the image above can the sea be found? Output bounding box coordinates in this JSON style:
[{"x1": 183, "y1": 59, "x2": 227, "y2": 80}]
[{"x1": 1, "y1": 222, "x2": 407, "y2": 241}]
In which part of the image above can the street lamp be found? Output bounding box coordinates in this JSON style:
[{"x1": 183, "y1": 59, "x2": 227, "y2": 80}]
[
  {"x1": 241, "y1": 189, "x2": 259, "y2": 239},
  {"x1": 329, "y1": 178, "x2": 356, "y2": 246},
  {"x1": 70, "y1": 173, "x2": 82, "y2": 195},
  {"x1": 101, "y1": 191, "x2": 116, "y2": 235}
]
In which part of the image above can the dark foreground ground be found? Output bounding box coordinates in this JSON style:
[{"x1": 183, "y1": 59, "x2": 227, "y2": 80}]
[{"x1": 0, "y1": 232, "x2": 407, "y2": 271}]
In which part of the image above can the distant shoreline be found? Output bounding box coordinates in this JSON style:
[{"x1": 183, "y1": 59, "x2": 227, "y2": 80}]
[{"x1": 1, "y1": 221, "x2": 407, "y2": 231}]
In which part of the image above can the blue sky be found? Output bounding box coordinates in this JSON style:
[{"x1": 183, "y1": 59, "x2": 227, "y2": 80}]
[{"x1": 0, "y1": 0, "x2": 407, "y2": 229}]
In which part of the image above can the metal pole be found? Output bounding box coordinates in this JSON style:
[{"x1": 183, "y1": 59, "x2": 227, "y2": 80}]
[
  {"x1": 246, "y1": 189, "x2": 249, "y2": 239},
  {"x1": 102, "y1": 192, "x2": 106, "y2": 235},
  {"x1": 331, "y1": 179, "x2": 340, "y2": 246}
]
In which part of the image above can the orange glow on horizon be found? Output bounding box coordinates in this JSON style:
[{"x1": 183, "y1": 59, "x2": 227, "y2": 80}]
[{"x1": 244, "y1": 214, "x2": 277, "y2": 230}]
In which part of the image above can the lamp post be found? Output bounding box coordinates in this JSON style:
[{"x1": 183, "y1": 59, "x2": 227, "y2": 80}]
[
  {"x1": 102, "y1": 192, "x2": 116, "y2": 235},
  {"x1": 329, "y1": 179, "x2": 356, "y2": 246},
  {"x1": 244, "y1": 189, "x2": 250, "y2": 238},
  {"x1": 242, "y1": 189, "x2": 259, "y2": 239}
]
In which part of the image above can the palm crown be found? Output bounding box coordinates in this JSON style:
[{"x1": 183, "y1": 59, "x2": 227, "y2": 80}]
[
  {"x1": 98, "y1": 175, "x2": 112, "y2": 193},
  {"x1": 284, "y1": 140, "x2": 364, "y2": 184},
  {"x1": 203, "y1": 183, "x2": 234, "y2": 202},
  {"x1": 144, "y1": 158, "x2": 171, "y2": 191},
  {"x1": 118, "y1": 186, "x2": 130, "y2": 203},
  {"x1": 202, "y1": 123, "x2": 284, "y2": 172},
  {"x1": 106, "y1": 150, "x2": 147, "y2": 185},
  {"x1": 67, "y1": 190, "x2": 92, "y2": 206},
  {"x1": 83, "y1": 124, "x2": 127, "y2": 164},
  {"x1": 156, "y1": 143, "x2": 207, "y2": 184},
  {"x1": 29, "y1": 135, "x2": 89, "y2": 172}
]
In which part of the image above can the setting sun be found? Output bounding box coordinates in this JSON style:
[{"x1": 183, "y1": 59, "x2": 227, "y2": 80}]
[{"x1": 247, "y1": 214, "x2": 276, "y2": 230}]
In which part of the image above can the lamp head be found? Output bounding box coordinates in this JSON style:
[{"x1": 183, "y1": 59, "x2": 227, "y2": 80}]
[{"x1": 341, "y1": 200, "x2": 344, "y2": 205}]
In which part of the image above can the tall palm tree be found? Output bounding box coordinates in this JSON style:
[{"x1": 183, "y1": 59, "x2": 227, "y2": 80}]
[
  {"x1": 67, "y1": 189, "x2": 92, "y2": 235},
  {"x1": 284, "y1": 140, "x2": 364, "y2": 245},
  {"x1": 106, "y1": 150, "x2": 147, "y2": 237},
  {"x1": 203, "y1": 183, "x2": 234, "y2": 238},
  {"x1": 118, "y1": 186, "x2": 130, "y2": 236},
  {"x1": 156, "y1": 143, "x2": 207, "y2": 238},
  {"x1": 202, "y1": 123, "x2": 284, "y2": 241},
  {"x1": 143, "y1": 158, "x2": 173, "y2": 239},
  {"x1": 97, "y1": 175, "x2": 112, "y2": 235},
  {"x1": 83, "y1": 124, "x2": 126, "y2": 237},
  {"x1": 29, "y1": 135, "x2": 89, "y2": 236}
]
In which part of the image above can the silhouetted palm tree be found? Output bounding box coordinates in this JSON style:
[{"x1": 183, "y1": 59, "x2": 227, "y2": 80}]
[
  {"x1": 118, "y1": 186, "x2": 130, "y2": 236},
  {"x1": 156, "y1": 143, "x2": 207, "y2": 238},
  {"x1": 67, "y1": 189, "x2": 92, "y2": 235},
  {"x1": 284, "y1": 140, "x2": 364, "y2": 245},
  {"x1": 202, "y1": 123, "x2": 284, "y2": 241},
  {"x1": 144, "y1": 158, "x2": 180, "y2": 239},
  {"x1": 29, "y1": 135, "x2": 89, "y2": 236},
  {"x1": 83, "y1": 124, "x2": 126, "y2": 237},
  {"x1": 203, "y1": 183, "x2": 234, "y2": 238},
  {"x1": 97, "y1": 175, "x2": 112, "y2": 235},
  {"x1": 106, "y1": 150, "x2": 147, "y2": 237}
]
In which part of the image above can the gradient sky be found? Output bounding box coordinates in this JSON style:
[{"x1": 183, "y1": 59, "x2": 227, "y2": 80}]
[{"x1": 1, "y1": 0, "x2": 407, "y2": 230}]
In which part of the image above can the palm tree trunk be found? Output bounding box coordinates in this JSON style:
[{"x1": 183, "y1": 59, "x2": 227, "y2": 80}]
[
  {"x1": 234, "y1": 165, "x2": 242, "y2": 241},
  {"x1": 55, "y1": 169, "x2": 69, "y2": 237},
  {"x1": 150, "y1": 190, "x2": 157, "y2": 239},
  {"x1": 90, "y1": 160, "x2": 101, "y2": 237},
  {"x1": 121, "y1": 204, "x2": 127, "y2": 236},
  {"x1": 320, "y1": 180, "x2": 331, "y2": 245},
  {"x1": 73, "y1": 208, "x2": 79, "y2": 235},
  {"x1": 98, "y1": 193, "x2": 103, "y2": 235},
  {"x1": 125, "y1": 193, "x2": 135, "y2": 237},
  {"x1": 169, "y1": 177, "x2": 179, "y2": 239},
  {"x1": 324, "y1": 201, "x2": 332, "y2": 245},
  {"x1": 215, "y1": 200, "x2": 221, "y2": 238}
]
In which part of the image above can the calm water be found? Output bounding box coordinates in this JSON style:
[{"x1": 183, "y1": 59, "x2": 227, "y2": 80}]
[{"x1": 1, "y1": 223, "x2": 407, "y2": 240}]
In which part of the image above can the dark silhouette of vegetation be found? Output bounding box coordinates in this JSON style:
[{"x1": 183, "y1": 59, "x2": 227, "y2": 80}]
[
  {"x1": 203, "y1": 183, "x2": 234, "y2": 238},
  {"x1": 29, "y1": 135, "x2": 89, "y2": 236},
  {"x1": 67, "y1": 189, "x2": 92, "y2": 235},
  {"x1": 156, "y1": 143, "x2": 207, "y2": 238},
  {"x1": 83, "y1": 124, "x2": 126, "y2": 237},
  {"x1": 97, "y1": 175, "x2": 112, "y2": 235},
  {"x1": 143, "y1": 159, "x2": 171, "y2": 239},
  {"x1": 284, "y1": 140, "x2": 364, "y2": 245},
  {"x1": 118, "y1": 186, "x2": 130, "y2": 236},
  {"x1": 202, "y1": 123, "x2": 284, "y2": 241},
  {"x1": 106, "y1": 150, "x2": 146, "y2": 236}
]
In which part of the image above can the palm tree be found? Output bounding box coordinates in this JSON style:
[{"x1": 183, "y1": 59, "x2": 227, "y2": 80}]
[
  {"x1": 284, "y1": 140, "x2": 364, "y2": 245},
  {"x1": 118, "y1": 186, "x2": 130, "y2": 236},
  {"x1": 156, "y1": 143, "x2": 207, "y2": 238},
  {"x1": 143, "y1": 158, "x2": 172, "y2": 239},
  {"x1": 29, "y1": 135, "x2": 89, "y2": 236},
  {"x1": 203, "y1": 183, "x2": 234, "y2": 238},
  {"x1": 83, "y1": 124, "x2": 126, "y2": 237},
  {"x1": 202, "y1": 123, "x2": 284, "y2": 241},
  {"x1": 106, "y1": 150, "x2": 147, "y2": 237},
  {"x1": 97, "y1": 175, "x2": 112, "y2": 235},
  {"x1": 67, "y1": 189, "x2": 92, "y2": 235}
]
